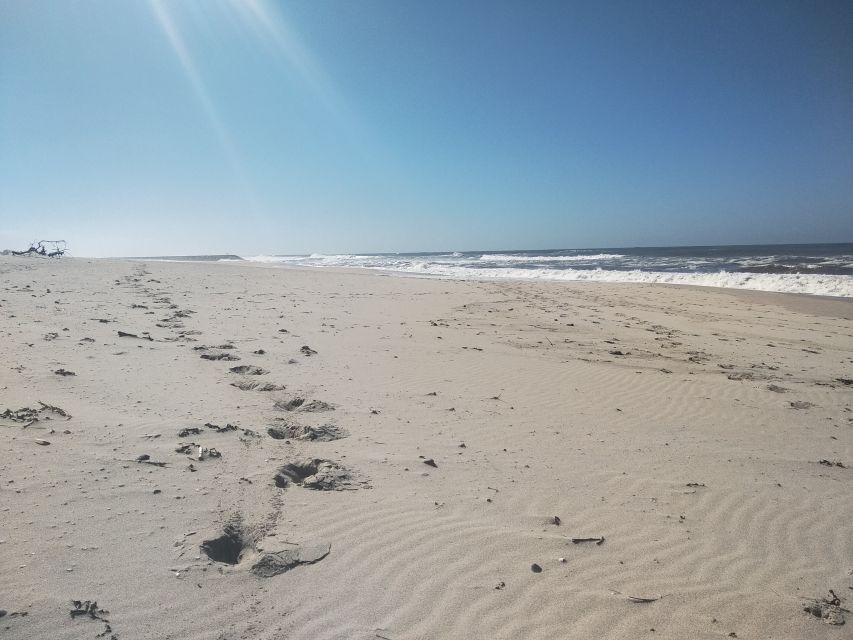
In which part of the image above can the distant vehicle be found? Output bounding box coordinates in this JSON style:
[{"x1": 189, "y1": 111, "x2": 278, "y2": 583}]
[{"x1": 11, "y1": 240, "x2": 67, "y2": 257}]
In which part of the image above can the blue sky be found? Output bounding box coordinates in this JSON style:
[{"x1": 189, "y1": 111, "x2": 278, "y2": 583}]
[{"x1": 1, "y1": 0, "x2": 851, "y2": 256}]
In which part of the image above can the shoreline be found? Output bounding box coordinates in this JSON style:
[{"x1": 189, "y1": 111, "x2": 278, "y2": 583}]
[
  {"x1": 115, "y1": 256, "x2": 853, "y2": 315},
  {"x1": 98, "y1": 244, "x2": 853, "y2": 300},
  {"x1": 13, "y1": 251, "x2": 853, "y2": 315},
  {"x1": 104, "y1": 253, "x2": 853, "y2": 302}
]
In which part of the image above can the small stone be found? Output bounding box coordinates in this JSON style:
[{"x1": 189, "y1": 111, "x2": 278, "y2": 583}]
[
  {"x1": 558, "y1": 557, "x2": 566, "y2": 563},
  {"x1": 531, "y1": 563, "x2": 542, "y2": 573}
]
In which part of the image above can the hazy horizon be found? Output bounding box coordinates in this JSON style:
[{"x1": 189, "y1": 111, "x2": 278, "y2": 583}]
[
  {"x1": 4, "y1": 240, "x2": 852, "y2": 261},
  {"x1": 113, "y1": 240, "x2": 853, "y2": 260}
]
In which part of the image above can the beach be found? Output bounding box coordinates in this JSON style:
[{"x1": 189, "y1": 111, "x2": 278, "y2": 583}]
[{"x1": 1, "y1": 256, "x2": 850, "y2": 639}]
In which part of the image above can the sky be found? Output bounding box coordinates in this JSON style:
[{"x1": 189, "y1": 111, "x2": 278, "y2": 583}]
[{"x1": 1, "y1": 0, "x2": 852, "y2": 257}]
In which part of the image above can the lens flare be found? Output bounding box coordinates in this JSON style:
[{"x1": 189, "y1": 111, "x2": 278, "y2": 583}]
[{"x1": 148, "y1": 0, "x2": 243, "y2": 173}]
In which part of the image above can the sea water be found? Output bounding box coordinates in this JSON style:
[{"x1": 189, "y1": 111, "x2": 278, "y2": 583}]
[{"x1": 234, "y1": 243, "x2": 853, "y2": 298}]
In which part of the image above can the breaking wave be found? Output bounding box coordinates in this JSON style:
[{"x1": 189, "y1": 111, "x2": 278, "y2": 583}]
[{"x1": 238, "y1": 245, "x2": 853, "y2": 298}]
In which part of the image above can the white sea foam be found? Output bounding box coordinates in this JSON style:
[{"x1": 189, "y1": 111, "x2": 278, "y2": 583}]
[
  {"x1": 392, "y1": 265, "x2": 853, "y2": 297},
  {"x1": 237, "y1": 253, "x2": 853, "y2": 297},
  {"x1": 480, "y1": 253, "x2": 625, "y2": 262},
  {"x1": 241, "y1": 254, "x2": 309, "y2": 263}
]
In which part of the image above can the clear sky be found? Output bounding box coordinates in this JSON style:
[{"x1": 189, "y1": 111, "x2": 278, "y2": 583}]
[{"x1": 1, "y1": 1, "x2": 852, "y2": 256}]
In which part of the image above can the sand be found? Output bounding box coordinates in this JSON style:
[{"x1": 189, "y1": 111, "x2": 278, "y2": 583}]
[{"x1": 0, "y1": 256, "x2": 850, "y2": 639}]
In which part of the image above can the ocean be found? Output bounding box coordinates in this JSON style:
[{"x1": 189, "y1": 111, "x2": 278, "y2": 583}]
[{"x1": 227, "y1": 243, "x2": 853, "y2": 298}]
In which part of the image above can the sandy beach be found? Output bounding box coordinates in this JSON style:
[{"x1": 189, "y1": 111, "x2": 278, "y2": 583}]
[{"x1": 0, "y1": 256, "x2": 850, "y2": 639}]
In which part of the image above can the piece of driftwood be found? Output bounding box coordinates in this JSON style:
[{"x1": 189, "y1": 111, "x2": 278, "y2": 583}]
[
  {"x1": 117, "y1": 331, "x2": 153, "y2": 341},
  {"x1": 626, "y1": 595, "x2": 661, "y2": 603},
  {"x1": 137, "y1": 457, "x2": 167, "y2": 467},
  {"x1": 11, "y1": 240, "x2": 66, "y2": 257},
  {"x1": 38, "y1": 401, "x2": 70, "y2": 417},
  {"x1": 572, "y1": 536, "x2": 605, "y2": 545},
  {"x1": 611, "y1": 589, "x2": 663, "y2": 603}
]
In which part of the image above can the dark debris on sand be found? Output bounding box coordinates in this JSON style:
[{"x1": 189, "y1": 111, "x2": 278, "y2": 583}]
[
  {"x1": 117, "y1": 330, "x2": 152, "y2": 341},
  {"x1": 204, "y1": 422, "x2": 239, "y2": 433},
  {"x1": 804, "y1": 590, "x2": 847, "y2": 625},
  {"x1": 818, "y1": 459, "x2": 846, "y2": 468},
  {"x1": 69, "y1": 600, "x2": 117, "y2": 639},
  {"x1": 2, "y1": 401, "x2": 71, "y2": 426},
  {"x1": 790, "y1": 400, "x2": 816, "y2": 410},
  {"x1": 251, "y1": 543, "x2": 331, "y2": 577}
]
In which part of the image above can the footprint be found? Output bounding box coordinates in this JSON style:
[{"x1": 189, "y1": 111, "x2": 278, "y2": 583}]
[
  {"x1": 201, "y1": 521, "x2": 331, "y2": 578},
  {"x1": 200, "y1": 352, "x2": 240, "y2": 361},
  {"x1": 274, "y1": 459, "x2": 365, "y2": 490},
  {"x1": 231, "y1": 381, "x2": 285, "y2": 392},
  {"x1": 229, "y1": 365, "x2": 269, "y2": 375},
  {"x1": 267, "y1": 422, "x2": 346, "y2": 442},
  {"x1": 201, "y1": 524, "x2": 254, "y2": 565},
  {"x1": 273, "y1": 398, "x2": 334, "y2": 412}
]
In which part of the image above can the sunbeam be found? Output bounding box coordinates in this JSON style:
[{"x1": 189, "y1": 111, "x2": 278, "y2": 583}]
[
  {"x1": 147, "y1": 0, "x2": 252, "y2": 191},
  {"x1": 231, "y1": 0, "x2": 366, "y2": 141}
]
